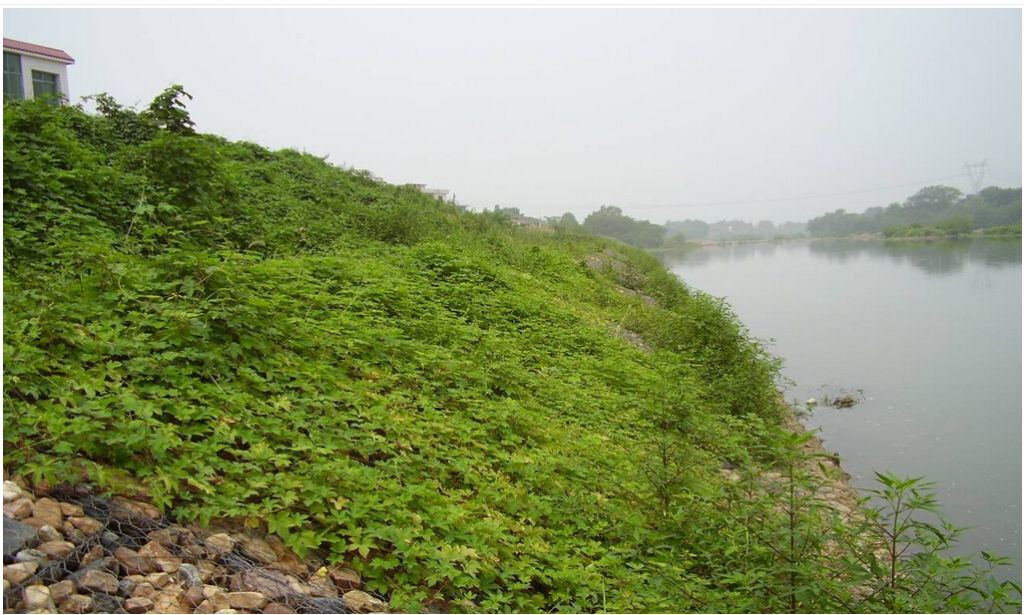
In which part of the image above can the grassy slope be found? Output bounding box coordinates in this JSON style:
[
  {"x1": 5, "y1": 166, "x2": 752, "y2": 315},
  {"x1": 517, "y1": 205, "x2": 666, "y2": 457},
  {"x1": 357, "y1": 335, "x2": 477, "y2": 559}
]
[{"x1": 4, "y1": 98, "x2": 786, "y2": 612}]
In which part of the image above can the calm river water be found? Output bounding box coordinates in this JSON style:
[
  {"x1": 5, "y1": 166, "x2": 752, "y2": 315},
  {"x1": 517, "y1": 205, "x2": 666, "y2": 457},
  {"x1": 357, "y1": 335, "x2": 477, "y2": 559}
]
[{"x1": 661, "y1": 238, "x2": 1022, "y2": 583}]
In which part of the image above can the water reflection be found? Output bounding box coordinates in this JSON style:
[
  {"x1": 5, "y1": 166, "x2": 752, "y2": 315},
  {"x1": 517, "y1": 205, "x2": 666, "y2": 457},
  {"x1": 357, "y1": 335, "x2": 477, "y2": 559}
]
[{"x1": 663, "y1": 238, "x2": 1021, "y2": 275}]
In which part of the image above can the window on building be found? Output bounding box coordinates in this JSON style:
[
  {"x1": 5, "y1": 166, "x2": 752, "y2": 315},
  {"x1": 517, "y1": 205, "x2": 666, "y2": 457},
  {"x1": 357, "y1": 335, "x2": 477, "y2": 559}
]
[
  {"x1": 31, "y1": 69, "x2": 60, "y2": 104},
  {"x1": 3, "y1": 52, "x2": 24, "y2": 100}
]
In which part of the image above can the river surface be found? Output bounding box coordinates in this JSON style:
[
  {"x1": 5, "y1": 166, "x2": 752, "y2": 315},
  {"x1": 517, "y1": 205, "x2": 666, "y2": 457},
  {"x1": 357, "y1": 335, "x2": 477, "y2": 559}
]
[{"x1": 660, "y1": 238, "x2": 1022, "y2": 584}]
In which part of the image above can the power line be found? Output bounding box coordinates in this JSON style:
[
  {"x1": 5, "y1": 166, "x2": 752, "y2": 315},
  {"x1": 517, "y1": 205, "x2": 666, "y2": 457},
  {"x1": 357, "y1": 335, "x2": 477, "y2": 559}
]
[{"x1": 643, "y1": 173, "x2": 967, "y2": 209}]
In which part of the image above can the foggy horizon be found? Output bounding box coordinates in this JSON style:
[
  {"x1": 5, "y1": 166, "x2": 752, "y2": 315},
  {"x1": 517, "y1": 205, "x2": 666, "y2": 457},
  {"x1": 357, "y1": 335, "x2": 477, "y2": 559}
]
[{"x1": 4, "y1": 7, "x2": 1021, "y2": 225}]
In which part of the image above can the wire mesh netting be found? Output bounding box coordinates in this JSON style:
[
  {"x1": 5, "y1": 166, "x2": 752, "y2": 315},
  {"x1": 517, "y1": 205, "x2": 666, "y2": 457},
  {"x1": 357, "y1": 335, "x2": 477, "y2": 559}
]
[{"x1": 3, "y1": 482, "x2": 388, "y2": 614}]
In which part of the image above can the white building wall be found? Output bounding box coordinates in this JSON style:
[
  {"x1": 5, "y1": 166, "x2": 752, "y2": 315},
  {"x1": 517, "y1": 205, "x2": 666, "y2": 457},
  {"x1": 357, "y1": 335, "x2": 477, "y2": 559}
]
[{"x1": 15, "y1": 54, "x2": 71, "y2": 102}]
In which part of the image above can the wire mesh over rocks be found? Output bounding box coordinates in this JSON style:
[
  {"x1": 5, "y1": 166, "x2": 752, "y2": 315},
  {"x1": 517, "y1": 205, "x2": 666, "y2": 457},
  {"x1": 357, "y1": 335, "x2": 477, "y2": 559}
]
[{"x1": 3, "y1": 480, "x2": 388, "y2": 614}]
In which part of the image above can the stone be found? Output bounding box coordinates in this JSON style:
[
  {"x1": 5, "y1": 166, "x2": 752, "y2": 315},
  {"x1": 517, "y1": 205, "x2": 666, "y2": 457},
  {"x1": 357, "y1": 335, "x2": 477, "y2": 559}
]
[
  {"x1": 89, "y1": 593, "x2": 123, "y2": 613},
  {"x1": 152, "y1": 587, "x2": 191, "y2": 613},
  {"x1": 80, "y1": 545, "x2": 104, "y2": 565},
  {"x1": 146, "y1": 572, "x2": 171, "y2": 588},
  {"x1": 59, "y1": 593, "x2": 93, "y2": 614},
  {"x1": 306, "y1": 575, "x2": 338, "y2": 598},
  {"x1": 199, "y1": 588, "x2": 231, "y2": 612},
  {"x1": 329, "y1": 566, "x2": 362, "y2": 591},
  {"x1": 132, "y1": 582, "x2": 157, "y2": 599},
  {"x1": 37, "y1": 524, "x2": 63, "y2": 542},
  {"x1": 195, "y1": 560, "x2": 227, "y2": 584},
  {"x1": 21, "y1": 516, "x2": 52, "y2": 530},
  {"x1": 215, "y1": 610, "x2": 241, "y2": 614},
  {"x1": 14, "y1": 548, "x2": 48, "y2": 564},
  {"x1": 146, "y1": 527, "x2": 181, "y2": 547},
  {"x1": 118, "y1": 577, "x2": 139, "y2": 597},
  {"x1": 59, "y1": 502, "x2": 84, "y2": 517},
  {"x1": 115, "y1": 546, "x2": 157, "y2": 575},
  {"x1": 68, "y1": 516, "x2": 103, "y2": 535},
  {"x1": 4, "y1": 481, "x2": 25, "y2": 502},
  {"x1": 76, "y1": 569, "x2": 119, "y2": 594},
  {"x1": 204, "y1": 533, "x2": 236, "y2": 555},
  {"x1": 23, "y1": 584, "x2": 57, "y2": 613},
  {"x1": 111, "y1": 497, "x2": 161, "y2": 521},
  {"x1": 125, "y1": 596, "x2": 154, "y2": 613},
  {"x1": 177, "y1": 563, "x2": 203, "y2": 588},
  {"x1": 4, "y1": 497, "x2": 34, "y2": 520},
  {"x1": 185, "y1": 584, "x2": 206, "y2": 607},
  {"x1": 263, "y1": 603, "x2": 296, "y2": 614},
  {"x1": 61, "y1": 522, "x2": 86, "y2": 544},
  {"x1": 238, "y1": 536, "x2": 278, "y2": 564},
  {"x1": 37, "y1": 540, "x2": 76, "y2": 559},
  {"x1": 4, "y1": 516, "x2": 39, "y2": 557},
  {"x1": 4, "y1": 561, "x2": 39, "y2": 584},
  {"x1": 342, "y1": 590, "x2": 388, "y2": 613},
  {"x1": 227, "y1": 591, "x2": 269, "y2": 611},
  {"x1": 32, "y1": 498, "x2": 63, "y2": 528},
  {"x1": 137, "y1": 540, "x2": 182, "y2": 573},
  {"x1": 49, "y1": 580, "x2": 75, "y2": 604},
  {"x1": 229, "y1": 568, "x2": 310, "y2": 600}
]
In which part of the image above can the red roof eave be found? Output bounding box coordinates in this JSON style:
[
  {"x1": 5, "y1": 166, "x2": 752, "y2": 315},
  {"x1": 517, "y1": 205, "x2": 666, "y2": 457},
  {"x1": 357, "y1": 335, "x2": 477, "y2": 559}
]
[{"x1": 3, "y1": 38, "x2": 74, "y2": 64}]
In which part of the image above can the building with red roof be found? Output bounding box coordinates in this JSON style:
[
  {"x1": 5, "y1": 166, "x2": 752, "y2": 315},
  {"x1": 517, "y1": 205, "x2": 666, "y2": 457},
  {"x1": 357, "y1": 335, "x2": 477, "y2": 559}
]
[{"x1": 3, "y1": 38, "x2": 74, "y2": 104}]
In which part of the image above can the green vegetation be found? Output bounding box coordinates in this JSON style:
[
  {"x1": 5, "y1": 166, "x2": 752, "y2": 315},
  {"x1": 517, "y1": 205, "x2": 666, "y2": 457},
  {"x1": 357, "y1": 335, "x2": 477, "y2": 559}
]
[
  {"x1": 4, "y1": 90, "x2": 1018, "y2": 613},
  {"x1": 582, "y1": 205, "x2": 666, "y2": 248},
  {"x1": 807, "y1": 185, "x2": 1022, "y2": 238},
  {"x1": 982, "y1": 222, "x2": 1022, "y2": 237}
]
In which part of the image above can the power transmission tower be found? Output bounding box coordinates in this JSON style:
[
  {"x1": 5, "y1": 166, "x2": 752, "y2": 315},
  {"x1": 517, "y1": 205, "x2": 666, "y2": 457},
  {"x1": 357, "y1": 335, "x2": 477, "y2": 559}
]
[{"x1": 963, "y1": 160, "x2": 989, "y2": 195}]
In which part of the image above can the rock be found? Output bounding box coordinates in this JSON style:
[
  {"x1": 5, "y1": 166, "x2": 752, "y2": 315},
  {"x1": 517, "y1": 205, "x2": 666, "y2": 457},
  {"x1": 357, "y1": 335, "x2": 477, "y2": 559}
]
[
  {"x1": 118, "y1": 577, "x2": 139, "y2": 597},
  {"x1": 68, "y1": 516, "x2": 103, "y2": 535},
  {"x1": 111, "y1": 497, "x2": 161, "y2": 521},
  {"x1": 152, "y1": 587, "x2": 191, "y2": 613},
  {"x1": 37, "y1": 524, "x2": 63, "y2": 542},
  {"x1": 342, "y1": 590, "x2": 388, "y2": 613},
  {"x1": 32, "y1": 498, "x2": 63, "y2": 528},
  {"x1": 137, "y1": 540, "x2": 182, "y2": 573},
  {"x1": 125, "y1": 596, "x2": 154, "y2": 613},
  {"x1": 49, "y1": 580, "x2": 75, "y2": 604},
  {"x1": 306, "y1": 575, "x2": 338, "y2": 598},
  {"x1": 37, "y1": 540, "x2": 75, "y2": 559},
  {"x1": 4, "y1": 497, "x2": 34, "y2": 520},
  {"x1": 59, "y1": 593, "x2": 93, "y2": 614},
  {"x1": 132, "y1": 582, "x2": 157, "y2": 599},
  {"x1": 61, "y1": 522, "x2": 86, "y2": 544},
  {"x1": 23, "y1": 584, "x2": 57, "y2": 612},
  {"x1": 228, "y1": 591, "x2": 269, "y2": 610},
  {"x1": 329, "y1": 567, "x2": 362, "y2": 591},
  {"x1": 76, "y1": 569, "x2": 119, "y2": 594},
  {"x1": 4, "y1": 481, "x2": 25, "y2": 502},
  {"x1": 204, "y1": 533, "x2": 236, "y2": 555},
  {"x1": 88, "y1": 593, "x2": 122, "y2": 613},
  {"x1": 14, "y1": 548, "x2": 48, "y2": 564},
  {"x1": 177, "y1": 563, "x2": 203, "y2": 588},
  {"x1": 21, "y1": 516, "x2": 52, "y2": 530},
  {"x1": 80, "y1": 545, "x2": 104, "y2": 565},
  {"x1": 146, "y1": 572, "x2": 171, "y2": 588},
  {"x1": 229, "y1": 568, "x2": 310, "y2": 600},
  {"x1": 4, "y1": 561, "x2": 39, "y2": 584},
  {"x1": 59, "y1": 502, "x2": 84, "y2": 517},
  {"x1": 4, "y1": 516, "x2": 39, "y2": 557},
  {"x1": 146, "y1": 527, "x2": 181, "y2": 547},
  {"x1": 215, "y1": 610, "x2": 241, "y2": 614},
  {"x1": 115, "y1": 546, "x2": 157, "y2": 575},
  {"x1": 199, "y1": 586, "x2": 232, "y2": 612},
  {"x1": 195, "y1": 560, "x2": 228, "y2": 584},
  {"x1": 263, "y1": 603, "x2": 296, "y2": 614},
  {"x1": 237, "y1": 536, "x2": 277, "y2": 564},
  {"x1": 184, "y1": 584, "x2": 205, "y2": 607}
]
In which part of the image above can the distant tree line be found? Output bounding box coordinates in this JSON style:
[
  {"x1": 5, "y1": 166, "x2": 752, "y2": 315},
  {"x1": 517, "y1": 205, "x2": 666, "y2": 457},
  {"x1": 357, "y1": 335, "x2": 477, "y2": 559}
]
[
  {"x1": 665, "y1": 219, "x2": 807, "y2": 242},
  {"x1": 806, "y1": 185, "x2": 1022, "y2": 237},
  {"x1": 582, "y1": 206, "x2": 666, "y2": 248}
]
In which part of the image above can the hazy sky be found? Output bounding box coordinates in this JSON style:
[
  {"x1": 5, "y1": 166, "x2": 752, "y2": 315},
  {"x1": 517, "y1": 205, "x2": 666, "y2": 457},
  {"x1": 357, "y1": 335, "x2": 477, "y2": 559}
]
[{"x1": 4, "y1": 8, "x2": 1021, "y2": 223}]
